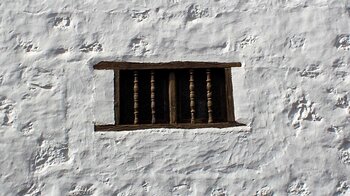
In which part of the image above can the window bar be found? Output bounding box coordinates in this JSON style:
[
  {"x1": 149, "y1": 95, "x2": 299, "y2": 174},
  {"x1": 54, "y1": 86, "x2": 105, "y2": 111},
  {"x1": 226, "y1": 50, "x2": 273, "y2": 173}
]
[
  {"x1": 151, "y1": 71, "x2": 156, "y2": 124},
  {"x1": 189, "y1": 69, "x2": 195, "y2": 124},
  {"x1": 206, "y1": 69, "x2": 213, "y2": 123},
  {"x1": 114, "y1": 70, "x2": 120, "y2": 125},
  {"x1": 225, "y1": 68, "x2": 235, "y2": 123},
  {"x1": 133, "y1": 71, "x2": 139, "y2": 124},
  {"x1": 169, "y1": 72, "x2": 177, "y2": 124}
]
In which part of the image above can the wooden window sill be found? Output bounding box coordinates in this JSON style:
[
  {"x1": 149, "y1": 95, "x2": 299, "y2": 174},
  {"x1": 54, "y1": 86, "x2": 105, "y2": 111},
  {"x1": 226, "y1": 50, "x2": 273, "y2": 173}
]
[{"x1": 95, "y1": 122, "x2": 246, "y2": 132}]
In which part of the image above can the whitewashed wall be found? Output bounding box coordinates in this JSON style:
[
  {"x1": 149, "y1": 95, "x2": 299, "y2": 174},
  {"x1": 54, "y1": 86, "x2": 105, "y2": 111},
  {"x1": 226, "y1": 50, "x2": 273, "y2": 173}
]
[{"x1": 0, "y1": 0, "x2": 350, "y2": 195}]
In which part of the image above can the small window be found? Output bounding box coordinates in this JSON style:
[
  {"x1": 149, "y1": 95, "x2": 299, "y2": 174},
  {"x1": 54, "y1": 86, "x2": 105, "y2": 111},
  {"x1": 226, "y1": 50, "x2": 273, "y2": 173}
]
[{"x1": 93, "y1": 61, "x2": 242, "y2": 131}]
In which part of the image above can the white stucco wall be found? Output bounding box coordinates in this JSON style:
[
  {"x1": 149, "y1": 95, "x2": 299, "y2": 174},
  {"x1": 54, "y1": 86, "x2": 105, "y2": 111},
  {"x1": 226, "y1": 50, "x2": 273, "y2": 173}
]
[{"x1": 1, "y1": 0, "x2": 350, "y2": 195}]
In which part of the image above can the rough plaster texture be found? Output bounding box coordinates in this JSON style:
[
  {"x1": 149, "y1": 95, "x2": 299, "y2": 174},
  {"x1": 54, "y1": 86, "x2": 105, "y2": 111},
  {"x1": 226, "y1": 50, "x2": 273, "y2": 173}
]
[{"x1": 0, "y1": 0, "x2": 350, "y2": 195}]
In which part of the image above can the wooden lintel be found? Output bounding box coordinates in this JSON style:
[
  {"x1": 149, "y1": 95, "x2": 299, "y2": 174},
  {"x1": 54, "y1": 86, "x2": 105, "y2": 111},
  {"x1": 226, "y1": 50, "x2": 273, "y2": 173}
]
[{"x1": 93, "y1": 61, "x2": 242, "y2": 70}]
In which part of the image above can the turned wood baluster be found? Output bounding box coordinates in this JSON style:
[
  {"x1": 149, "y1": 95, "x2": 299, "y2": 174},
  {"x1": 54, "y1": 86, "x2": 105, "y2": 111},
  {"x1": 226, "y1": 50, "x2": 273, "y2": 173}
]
[
  {"x1": 169, "y1": 72, "x2": 177, "y2": 124},
  {"x1": 189, "y1": 69, "x2": 195, "y2": 124},
  {"x1": 206, "y1": 69, "x2": 213, "y2": 123},
  {"x1": 151, "y1": 71, "x2": 156, "y2": 124},
  {"x1": 133, "y1": 71, "x2": 139, "y2": 124}
]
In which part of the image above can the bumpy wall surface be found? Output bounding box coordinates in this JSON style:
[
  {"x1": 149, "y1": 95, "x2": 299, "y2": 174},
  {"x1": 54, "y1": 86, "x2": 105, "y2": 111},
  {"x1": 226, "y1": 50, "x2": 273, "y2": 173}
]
[{"x1": 1, "y1": 0, "x2": 350, "y2": 195}]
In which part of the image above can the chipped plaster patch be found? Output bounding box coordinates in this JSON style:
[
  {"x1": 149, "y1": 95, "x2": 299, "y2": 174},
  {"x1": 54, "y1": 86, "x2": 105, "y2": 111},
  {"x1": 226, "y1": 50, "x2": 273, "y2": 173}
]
[
  {"x1": 129, "y1": 36, "x2": 151, "y2": 56},
  {"x1": 335, "y1": 34, "x2": 350, "y2": 51},
  {"x1": 287, "y1": 180, "x2": 311, "y2": 196}
]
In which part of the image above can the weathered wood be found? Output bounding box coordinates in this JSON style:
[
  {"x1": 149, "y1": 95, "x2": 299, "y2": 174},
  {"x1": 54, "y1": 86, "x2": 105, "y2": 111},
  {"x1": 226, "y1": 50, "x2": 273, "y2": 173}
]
[
  {"x1": 94, "y1": 61, "x2": 241, "y2": 70},
  {"x1": 151, "y1": 71, "x2": 156, "y2": 124},
  {"x1": 133, "y1": 71, "x2": 139, "y2": 124},
  {"x1": 169, "y1": 72, "x2": 177, "y2": 124},
  {"x1": 189, "y1": 69, "x2": 195, "y2": 124},
  {"x1": 95, "y1": 122, "x2": 244, "y2": 131},
  {"x1": 225, "y1": 68, "x2": 235, "y2": 123},
  {"x1": 114, "y1": 70, "x2": 120, "y2": 125},
  {"x1": 206, "y1": 69, "x2": 213, "y2": 123}
]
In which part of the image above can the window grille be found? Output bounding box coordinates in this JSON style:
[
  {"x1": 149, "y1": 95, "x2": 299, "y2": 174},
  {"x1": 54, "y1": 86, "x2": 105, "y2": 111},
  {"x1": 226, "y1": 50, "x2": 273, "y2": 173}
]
[{"x1": 93, "y1": 61, "x2": 242, "y2": 131}]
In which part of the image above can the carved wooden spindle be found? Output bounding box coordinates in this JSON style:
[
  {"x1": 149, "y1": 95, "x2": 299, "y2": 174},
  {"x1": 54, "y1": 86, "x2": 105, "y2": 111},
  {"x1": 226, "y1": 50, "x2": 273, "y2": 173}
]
[
  {"x1": 151, "y1": 71, "x2": 156, "y2": 124},
  {"x1": 133, "y1": 71, "x2": 139, "y2": 124},
  {"x1": 189, "y1": 69, "x2": 195, "y2": 124},
  {"x1": 206, "y1": 69, "x2": 213, "y2": 123}
]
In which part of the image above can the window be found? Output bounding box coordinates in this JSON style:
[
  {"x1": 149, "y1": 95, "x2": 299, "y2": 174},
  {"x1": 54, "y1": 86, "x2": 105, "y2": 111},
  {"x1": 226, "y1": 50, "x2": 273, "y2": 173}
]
[{"x1": 93, "y1": 61, "x2": 242, "y2": 131}]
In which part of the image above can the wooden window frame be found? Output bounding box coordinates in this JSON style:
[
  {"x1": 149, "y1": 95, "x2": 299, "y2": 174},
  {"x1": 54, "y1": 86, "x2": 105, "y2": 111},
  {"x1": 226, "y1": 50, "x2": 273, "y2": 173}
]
[{"x1": 94, "y1": 61, "x2": 242, "y2": 131}]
